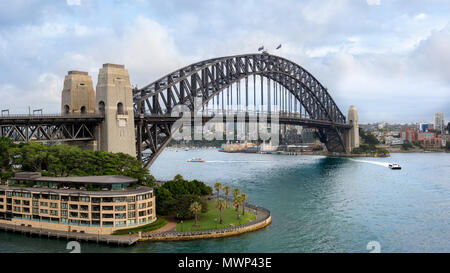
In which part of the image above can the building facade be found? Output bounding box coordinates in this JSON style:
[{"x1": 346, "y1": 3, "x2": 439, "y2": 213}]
[
  {"x1": 434, "y1": 112, "x2": 445, "y2": 132},
  {"x1": 400, "y1": 127, "x2": 418, "y2": 143},
  {"x1": 0, "y1": 173, "x2": 155, "y2": 234}
]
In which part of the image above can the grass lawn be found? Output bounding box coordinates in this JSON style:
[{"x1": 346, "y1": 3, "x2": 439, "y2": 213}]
[
  {"x1": 112, "y1": 216, "x2": 168, "y2": 235},
  {"x1": 176, "y1": 201, "x2": 256, "y2": 232}
]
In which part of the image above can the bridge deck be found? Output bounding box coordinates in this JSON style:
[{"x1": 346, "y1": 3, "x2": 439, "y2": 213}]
[
  {"x1": 137, "y1": 113, "x2": 352, "y2": 129},
  {"x1": 0, "y1": 114, "x2": 104, "y2": 125}
]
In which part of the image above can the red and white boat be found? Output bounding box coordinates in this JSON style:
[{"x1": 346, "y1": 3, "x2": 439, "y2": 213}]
[{"x1": 187, "y1": 158, "x2": 205, "y2": 163}]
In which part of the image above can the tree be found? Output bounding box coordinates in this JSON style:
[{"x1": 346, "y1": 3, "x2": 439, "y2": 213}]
[
  {"x1": 360, "y1": 130, "x2": 379, "y2": 145},
  {"x1": 223, "y1": 186, "x2": 231, "y2": 207},
  {"x1": 401, "y1": 141, "x2": 414, "y2": 151},
  {"x1": 189, "y1": 201, "x2": 202, "y2": 227},
  {"x1": 232, "y1": 188, "x2": 241, "y2": 212},
  {"x1": 216, "y1": 198, "x2": 227, "y2": 224},
  {"x1": 214, "y1": 182, "x2": 222, "y2": 199},
  {"x1": 241, "y1": 193, "x2": 248, "y2": 216},
  {"x1": 233, "y1": 195, "x2": 243, "y2": 220},
  {"x1": 0, "y1": 137, "x2": 13, "y2": 172}
]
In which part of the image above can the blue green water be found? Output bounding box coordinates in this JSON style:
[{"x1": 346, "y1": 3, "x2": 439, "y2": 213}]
[{"x1": 0, "y1": 150, "x2": 449, "y2": 252}]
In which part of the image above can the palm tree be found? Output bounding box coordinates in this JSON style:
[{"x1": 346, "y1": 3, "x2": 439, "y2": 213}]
[
  {"x1": 216, "y1": 198, "x2": 227, "y2": 224},
  {"x1": 214, "y1": 182, "x2": 222, "y2": 199},
  {"x1": 232, "y1": 188, "x2": 241, "y2": 212},
  {"x1": 241, "y1": 193, "x2": 248, "y2": 216},
  {"x1": 223, "y1": 186, "x2": 231, "y2": 207},
  {"x1": 233, "y1": 195, "x2": 243, "y2": 220},
  {"x1": 189, "y1": 201, "x2": 202, "y2": 227}
]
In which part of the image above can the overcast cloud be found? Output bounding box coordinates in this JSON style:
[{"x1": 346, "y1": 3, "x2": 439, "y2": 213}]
[{"x1": 0, "y1": 0, "x2": 448, "y2": 123}]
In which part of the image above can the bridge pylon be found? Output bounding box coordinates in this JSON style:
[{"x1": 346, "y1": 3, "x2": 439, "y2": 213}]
[
  {"x1": 61, "y1": 71, "x2": 95, "y2": 115},
  {"x1": 346, "y1": 105, "x2": 360, "y2": 152},
  {"x1": 95, "y1": 64, "x2": 136, "y2": 157}
]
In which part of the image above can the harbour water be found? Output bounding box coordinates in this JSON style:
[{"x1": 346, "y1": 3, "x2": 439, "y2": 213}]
[{"x1": 0, "y1": 150, "x2": 449, "y2": 252}]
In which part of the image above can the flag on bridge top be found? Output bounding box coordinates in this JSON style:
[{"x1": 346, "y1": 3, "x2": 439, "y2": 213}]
[
  {"x1": 276, "y1": 44, "x2": 282, "y2": 50},
  {"x1": 258, "y1": 45, "x2": 264, "y2": 51}
]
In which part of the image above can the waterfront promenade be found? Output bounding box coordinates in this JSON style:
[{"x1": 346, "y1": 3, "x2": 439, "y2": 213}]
[
  {"x1": 0, "y1": 222, "x2": 139, "y2": 246},
  {"x1": 139, "y1": 199, "x2": 271, "y2": 241}
]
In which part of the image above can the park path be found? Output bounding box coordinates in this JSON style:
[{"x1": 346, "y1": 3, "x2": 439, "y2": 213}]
[{"x1": 143, "y1": 217, "x2": 177, "y2": 235}]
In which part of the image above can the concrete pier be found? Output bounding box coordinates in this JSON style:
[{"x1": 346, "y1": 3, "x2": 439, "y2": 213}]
[{"x1": 0, "y1": 222, "x2": 139, "y2": 247}]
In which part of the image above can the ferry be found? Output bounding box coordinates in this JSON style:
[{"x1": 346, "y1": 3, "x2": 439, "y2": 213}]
[
  {"x1": 388, "y1": 163, "x2": 401, "y2": 170},
  {"x1": 187, "y1": 158, "x2": 205, "y2": 163}
]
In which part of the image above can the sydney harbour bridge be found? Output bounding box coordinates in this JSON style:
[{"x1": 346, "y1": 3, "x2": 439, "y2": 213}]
[{"x1": 0, "y1": 53, "x2": 359, "y2": 168}]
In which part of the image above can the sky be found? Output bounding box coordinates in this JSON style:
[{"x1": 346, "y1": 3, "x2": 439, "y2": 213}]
[{"x1": 0, "y1": 0, "x2": 449, "y2": 124}]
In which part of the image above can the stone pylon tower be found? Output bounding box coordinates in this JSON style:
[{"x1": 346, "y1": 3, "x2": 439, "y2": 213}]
[
  {"x1": 95, "y1": 64, "x2": 136, "y2": 157},
  {"x1": 61, "y1": 71, "x2": 95, "y2": 115},
  {"x1": 347, "y1": 105, "x2": 360, "y2": 152}
]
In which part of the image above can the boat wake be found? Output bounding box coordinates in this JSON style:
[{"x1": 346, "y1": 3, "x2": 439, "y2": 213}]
[
  {"x1": 349, "y1": 158, "x2": 390, "y2": 168},
  {"x1": 205, "y1": 160, "x2": 271, "y2": 163}
]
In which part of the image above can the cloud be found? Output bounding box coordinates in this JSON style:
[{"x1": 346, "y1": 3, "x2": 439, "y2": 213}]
[
  {"x1": 414, "y1": 13, "x2": 427, "y2": 21},
  {"x1": 366, "y1": 0, "x2": 380, "y2": 6},
  {"x1": 0, "y1": 0, "x2": 448, "y2": 123},
  {"x1": 66, "y1": 0, "x2": 81, "y2": 6}
]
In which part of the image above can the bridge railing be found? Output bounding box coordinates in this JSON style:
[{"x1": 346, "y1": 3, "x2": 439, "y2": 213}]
[
  {"x1": 0, "y1": 113, "x2": 104, "y2": 119},
  {"x1": 138, "y1": 109, "x2": 344, "y2": 122}
]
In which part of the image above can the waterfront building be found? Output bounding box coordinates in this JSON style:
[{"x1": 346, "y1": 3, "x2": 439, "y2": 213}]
[
  {"x1": 419, "y1": 122, "x2": 432, "y2": 132},
  {"x1": 400, "y1": 127, "x2": 418, "y2": 143},
  {"x1": 0, "y1": 173, "x2": 155, "y2": 234},
  {"x1": 418, "y1": 131, "x2": 442, "y2": 148},
  {"x1": 434, "y1": 113, "x2": 445, "y2": 132}
]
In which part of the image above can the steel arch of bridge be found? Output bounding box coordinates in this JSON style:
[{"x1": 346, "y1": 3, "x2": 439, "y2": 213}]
[{"x1": 134, "y1": 53, "x2": 350, "y2": 168}]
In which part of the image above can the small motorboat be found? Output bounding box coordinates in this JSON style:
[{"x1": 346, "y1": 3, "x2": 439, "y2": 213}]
[
  {"x1": 388, "y1": 163, "x2": 401, "y2": 170},
  {"x1": 187, "y1": 158, "x2": 205, "y2": 163}
]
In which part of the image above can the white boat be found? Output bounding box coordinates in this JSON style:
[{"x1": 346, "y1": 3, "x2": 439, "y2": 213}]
[{"x1": 388, "y1": 163, "x2": 401, "y2": 170}]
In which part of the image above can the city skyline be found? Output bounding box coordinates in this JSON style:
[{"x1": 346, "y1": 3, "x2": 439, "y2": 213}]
[{"x1": 0, "y1": 0, "x2": 449, "y2": 123}]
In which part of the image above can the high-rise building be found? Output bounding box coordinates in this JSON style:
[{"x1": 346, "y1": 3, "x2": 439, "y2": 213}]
[{"x1": 434, "y1": 112, "x2": 445, "y2": 132}]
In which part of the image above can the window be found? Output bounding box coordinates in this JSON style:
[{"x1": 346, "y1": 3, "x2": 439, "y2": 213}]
[
  {"x1": 114, "y1": 197, "x2": 125, "y2": 203},
  {"x1": 117, "y1": 102, "x2": 124, "y2": 115},
  {"x1": 115, "y1": 213, "x2": 126, "y2": 219},
  {"x1": 80, "y1": 213, "x2": 89, "y2": 219},
  {"x1": 115, "y1": 205, "x2": 126, "y2": 211},
  {"x1": 50, "y1": 203, "x2": 58, "y2": 208},
  {"x1": 64, "y1": 105, "x2": 70, "y2": 114},
  {"x1": 128, "y1": 204, "x2": 135, "y2": 210},
  {"x1": 50, "y1": 210, "x2": 58, "y2": 216},
  {"x1": 80, "y1": 106, "x2": 86, "y2": 114},
  {"x1": 115, "y1": 221, "x2": 126, "y2": 227},
  {"x1": 80, "y1": 197, "x2": 90, "y2": 202},
  {"x1": 40, "y1": 202, "x2": 48, "y2": 207},
  {"x1": 98, "y1": 101, "x2": 105, "y2": 114}
]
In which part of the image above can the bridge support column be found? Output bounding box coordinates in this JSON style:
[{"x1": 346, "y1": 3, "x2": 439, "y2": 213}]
[
  {"x1": 346, "y1": 105, "x2": 360, "y2": 152},
  {"x1": 95, "y1": 64, "x2": 136, "y2": 157}
]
